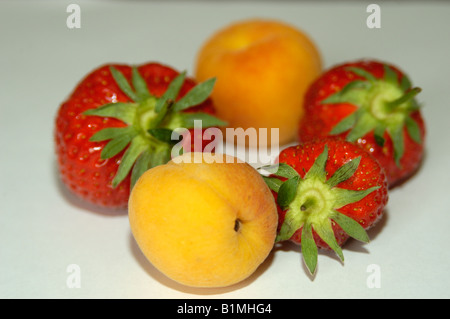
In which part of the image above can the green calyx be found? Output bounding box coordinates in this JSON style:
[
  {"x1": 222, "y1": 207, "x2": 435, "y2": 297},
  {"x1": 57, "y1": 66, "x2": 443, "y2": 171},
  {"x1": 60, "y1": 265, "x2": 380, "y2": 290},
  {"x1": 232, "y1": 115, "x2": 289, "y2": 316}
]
[
  {"x1": 260, "y1": 145, "x2": 379, "y2": 275},
  {"x1": 84, "y1": 66, "x2": 226, "y2": 189},
  {"x1": 322, "y1": 65, "x2": 422, "y2": 166}
]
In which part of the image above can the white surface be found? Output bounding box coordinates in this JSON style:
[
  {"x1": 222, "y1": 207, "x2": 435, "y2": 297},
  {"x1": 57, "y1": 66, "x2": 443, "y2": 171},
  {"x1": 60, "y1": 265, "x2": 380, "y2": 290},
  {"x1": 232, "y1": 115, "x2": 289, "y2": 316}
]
[{"x1": 1, "y1": 0, "x2": 450, "y2": 299}]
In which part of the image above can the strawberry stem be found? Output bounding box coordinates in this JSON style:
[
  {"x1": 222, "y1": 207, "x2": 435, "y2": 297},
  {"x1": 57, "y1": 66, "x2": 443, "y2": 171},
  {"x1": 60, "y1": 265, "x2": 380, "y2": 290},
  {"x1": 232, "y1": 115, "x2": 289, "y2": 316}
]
[
  {"x1": 83, "y1": 66, "x2": 224, "y2": 189},
  {"x1": 323, "y1": 65, "x2": 422, "y2": 167},
  {"x1": 264, "y1": 144, "x2": 376, "y2": 275},
  {"x1": 385, "y1": 87, "x2": 421, "y2": 111}
]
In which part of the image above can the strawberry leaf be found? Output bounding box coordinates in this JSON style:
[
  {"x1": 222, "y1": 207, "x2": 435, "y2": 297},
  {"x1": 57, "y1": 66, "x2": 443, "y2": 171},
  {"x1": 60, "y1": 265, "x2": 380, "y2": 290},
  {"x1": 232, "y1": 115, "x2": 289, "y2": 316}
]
[
  {"x1": 110, "y1": 66, "x2": 138, "y2": 102},
  {"x1": 331, "y1": 186, "x2": 380, "y2": 209},
  {"x1": 155, "y1": 72, "x2": 186, "y2": 113},
  {"x1": 400, "y1": 74, "x2": 412, "y2": 91},
  {"x1": 130, "y1": 149, "x2": 152, "y2": 189},
  {"x1": 329, "y1": 111, "x2": 358, "y2": 135},
  {"x1": 258, "y1": 163, "x2": 300, "y2": 179},
  {"x1": 304, "y1": 145, "x2": 328, "y2": 182},
  {"x1": 388, "y1": 125, "x2": 405, "y2": 167},
  {"x1": 261, "y1": 176, "x2": 283, "y2": 193},
  {"x1": 313, "y1": 219, "x2": 344, "y2": 262},
  {"x1": 112, "y1": 135, "x2": 148, "y2": 188},
  {"x1": 301, "y1": 222, "x2": 318, "y2": 275},
  {"x1": 346, "y1": 66, "x2": 377, "y2": 83},
  {"x1": 173, "y1": 78, "x2": 216, "y2": 112},
  {"x1": 148, "y1": 99, "x2": 172, "y2": 129},
  {"x1": 321, "y1": 81, "x2": 371, "y2": 105},
  {"x1": 149, "y1": 146, "x2": 172, "y2": 168},
  {"x1": 276, "y1": 176, "x2": 300, "y2": 208},
  {"x1": 405, "y1": 115, "x2": 422, "y2": 144},
  {"x1": 346, "y1": 112, "x2": 378, "y2": 142},
  {"x1": 383, "y1": 65, "x2": 398, "y2": 84},
  {"x1": 132, "y1": 66, "x2": 151, "y2": 101},
  {"x1": 276, "y1": 204, "x2": 303, "y2": 242},
  {"x1": 373, "y1": 124, "x2": 386, "y2": 146},
  {"x1": 100, "y1": 133, "x2": 136, "y2": 160},
  {"x1": 331, "y1": 211, "x2": 370, "y2": 243},
  {"x1": 175, "y1": 112, "x2": 228, "y2": 129},
  {"x1": 148, "y1": 128, "x2": 178, "y2": 144},
  {"x1": 130, "y1": 145, "x2": 171, "y2": 189},
  {"x1": 83, "y1": 102, "x2": 137, "y2": 125},
  {"x1": 326, "y1": 156, "x2": 361, "y2": 188},
  {"x1": 89, "y1": 126, "x2": 137, "y2": 142}
]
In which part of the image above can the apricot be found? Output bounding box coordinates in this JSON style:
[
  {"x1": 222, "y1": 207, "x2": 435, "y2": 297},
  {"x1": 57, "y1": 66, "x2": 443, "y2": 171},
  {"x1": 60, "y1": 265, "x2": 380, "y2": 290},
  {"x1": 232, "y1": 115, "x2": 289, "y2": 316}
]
[
  {"x1": 194, "y1": 18, "x2": 322, "y2": 147},
  {"x1": 128, "y1": 152, "x2": 278, "y2": 288}
]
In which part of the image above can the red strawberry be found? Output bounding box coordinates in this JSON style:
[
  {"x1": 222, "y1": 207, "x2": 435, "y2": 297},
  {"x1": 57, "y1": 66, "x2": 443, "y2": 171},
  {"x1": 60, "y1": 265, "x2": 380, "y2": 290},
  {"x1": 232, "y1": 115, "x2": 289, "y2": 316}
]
[
  {"x1": 259, "y1": 138, "x2": 388, "y2": 275},
  {"x1": 55, "y1": 62, "x2": 226, "y2": 209},
  {"x1": 298, "y1": 59, "x2": 425, "y2": 187}
]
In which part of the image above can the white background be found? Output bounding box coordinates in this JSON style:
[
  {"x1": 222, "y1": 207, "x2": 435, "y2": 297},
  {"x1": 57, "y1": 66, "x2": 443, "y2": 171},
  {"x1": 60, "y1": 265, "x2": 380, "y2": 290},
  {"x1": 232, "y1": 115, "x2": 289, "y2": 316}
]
[{"x1": 1, "y1": 0, "x2": 450, "y2": 299}]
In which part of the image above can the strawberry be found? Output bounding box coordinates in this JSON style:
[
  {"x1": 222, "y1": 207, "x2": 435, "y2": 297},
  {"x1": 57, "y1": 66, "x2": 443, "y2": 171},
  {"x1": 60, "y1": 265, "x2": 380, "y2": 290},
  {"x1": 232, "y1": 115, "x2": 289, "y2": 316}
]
[
  {"x1": 55, "y1": 62, "x2": 226, "y2": 209},
  {"x1": 298, "y1": 60, "x2": 426, "y2": 187},
  {"x1": 259, "y1": 138, "x2": 388, "y2": 275}
]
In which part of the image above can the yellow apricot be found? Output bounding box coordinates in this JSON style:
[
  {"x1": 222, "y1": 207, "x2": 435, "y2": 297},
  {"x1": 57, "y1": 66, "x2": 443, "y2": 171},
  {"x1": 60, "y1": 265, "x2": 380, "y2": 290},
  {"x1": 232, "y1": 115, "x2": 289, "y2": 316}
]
[
  {"x1": 128, "y1": 152, "x2": 278, "y2": 288},
  {"x1": 195, "y1": 18, "x2": 322, "y2": 147}
]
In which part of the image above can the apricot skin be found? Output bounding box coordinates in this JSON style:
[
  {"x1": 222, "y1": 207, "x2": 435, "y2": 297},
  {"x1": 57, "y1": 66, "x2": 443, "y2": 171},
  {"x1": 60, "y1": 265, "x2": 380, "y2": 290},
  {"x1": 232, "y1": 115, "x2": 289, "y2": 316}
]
[
  {"x1": 128, "y1": 153, "x2": 278, "y2": 288},
  {"x1": 195, "y1": 19, "x2": 322, "y2": 147}
]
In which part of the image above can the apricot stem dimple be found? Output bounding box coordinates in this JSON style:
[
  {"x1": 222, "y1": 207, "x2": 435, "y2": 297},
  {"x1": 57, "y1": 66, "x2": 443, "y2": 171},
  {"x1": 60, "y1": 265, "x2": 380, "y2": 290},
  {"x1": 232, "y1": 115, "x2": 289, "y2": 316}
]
[{"x1": 234, "y1": 219, "x2": 241, "y2": 232}]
